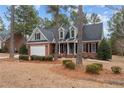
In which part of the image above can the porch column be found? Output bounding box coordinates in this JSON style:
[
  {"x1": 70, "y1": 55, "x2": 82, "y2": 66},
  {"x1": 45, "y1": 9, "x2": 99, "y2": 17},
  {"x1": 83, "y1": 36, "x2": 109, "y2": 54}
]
[
  {"x1": 74, "y1": 43, "x2": 76, "y2": 55},
  {"x1": 59, "y1": 43, "x2": 60, "y2": 54},
  {"x1": 67, "y1": 43, "x2": 69, "y2": 54},
  {"x1": 82, "y1": 43, "x2": 83, "y2": 52}
]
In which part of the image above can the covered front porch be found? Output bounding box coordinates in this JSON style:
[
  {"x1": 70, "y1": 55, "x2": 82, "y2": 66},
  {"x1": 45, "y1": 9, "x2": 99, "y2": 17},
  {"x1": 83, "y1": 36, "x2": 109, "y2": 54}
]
[{"x1": 51, "y1": 42, "x2": 99, "y2": 58}]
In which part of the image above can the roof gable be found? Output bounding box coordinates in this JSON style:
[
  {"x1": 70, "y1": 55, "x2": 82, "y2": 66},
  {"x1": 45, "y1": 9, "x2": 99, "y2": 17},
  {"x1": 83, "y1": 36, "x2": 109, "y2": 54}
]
[{"x1": 28, "y1": 27, "x2": 48, "y2": 42}]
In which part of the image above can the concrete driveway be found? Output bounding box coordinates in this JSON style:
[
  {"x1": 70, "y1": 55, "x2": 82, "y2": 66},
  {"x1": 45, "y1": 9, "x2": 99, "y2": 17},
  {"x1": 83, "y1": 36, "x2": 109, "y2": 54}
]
[{"x1": 0, "y1": 53, "x2": 19, "y2": 59}]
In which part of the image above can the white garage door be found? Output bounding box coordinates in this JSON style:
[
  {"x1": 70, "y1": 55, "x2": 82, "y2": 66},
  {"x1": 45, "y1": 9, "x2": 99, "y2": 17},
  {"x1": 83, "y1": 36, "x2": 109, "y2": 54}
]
[{"x1": 30, "y1": 45, "x2": 45, "y2": 56}]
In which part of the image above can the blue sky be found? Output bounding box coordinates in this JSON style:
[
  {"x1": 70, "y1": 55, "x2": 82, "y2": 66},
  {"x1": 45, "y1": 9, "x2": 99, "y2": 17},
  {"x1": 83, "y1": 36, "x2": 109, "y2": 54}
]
[{"x1": 0, "y1": 5, "x2": 121, "y2": 36}]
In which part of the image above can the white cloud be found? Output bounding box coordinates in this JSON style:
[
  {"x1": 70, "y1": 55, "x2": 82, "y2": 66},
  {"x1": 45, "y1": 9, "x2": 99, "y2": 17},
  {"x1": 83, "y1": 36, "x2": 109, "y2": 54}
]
[
  {"x1": 103, "y1": 11, "x2": 108, "y2": 15},
  {"x1": 100, "y1": 5, "x2": 105, "y2": 8},
  {"x1": 70, "y1": 8, "x2": 78, "y2": 12},
  {"x1": 34, "y1": 5, "x2": 41, "y2": 11},
  {"x1": 95, "y1": 5, "x2": 105, "y2": 8},
  {"x1": 98, "y1": 14, "x2": 109, "y2": 23}
]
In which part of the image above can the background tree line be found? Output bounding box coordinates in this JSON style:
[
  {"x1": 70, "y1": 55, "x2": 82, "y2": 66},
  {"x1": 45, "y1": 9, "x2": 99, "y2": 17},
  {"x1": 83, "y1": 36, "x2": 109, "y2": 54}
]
[{"x1": 108, "y1": 6, "x2": 124, "y2": 56}]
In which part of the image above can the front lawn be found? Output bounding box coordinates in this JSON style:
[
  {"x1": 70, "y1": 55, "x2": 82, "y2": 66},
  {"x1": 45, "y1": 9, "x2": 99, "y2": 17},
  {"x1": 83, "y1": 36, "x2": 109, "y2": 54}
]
[{"x1": 0, "y1": 55, "x2": 123, "y2": 88}]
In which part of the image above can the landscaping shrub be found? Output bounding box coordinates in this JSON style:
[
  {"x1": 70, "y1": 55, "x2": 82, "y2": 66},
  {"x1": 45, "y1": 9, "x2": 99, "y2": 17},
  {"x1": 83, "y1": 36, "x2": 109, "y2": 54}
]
[
  {"x1": 0, "y1": 49, "x2": 2, "y2": 53},
  {"x1": 92, "y1": 63, "x2": 103, "y2": 70},
  {"x1": 31, "y1": 55, "x2": 53, "y2": 61},
  {"x1": 97, "y1": 38, "x2": 112, "y2": 60},
  {"x1": 63, "y1": 60, "x2": 72, "y2": 65},
  {"x1": 65, "y1": 62, "x2": 75, "y2": 70},
  {"x1": 0, "y1": 46, "x2": 8, "y2": 53},
  {"x1": 19, "y1": 55, "x2": 29, "y2": 61},
  {"x1": 31, "y1": 55, "x2": 45, "y2": 61},
  {"x1": 86, "y1": 64, "x2": 101, "y2": 74},
  {"x1": 45, "y1": 56, "x2": 53, "y2": 61},
  {"x1": 19, "y1": 44, "x2": 28, "y2": 55},
  {"x1": 111, "y1": 66, "x2": 122, "y2": 74}
]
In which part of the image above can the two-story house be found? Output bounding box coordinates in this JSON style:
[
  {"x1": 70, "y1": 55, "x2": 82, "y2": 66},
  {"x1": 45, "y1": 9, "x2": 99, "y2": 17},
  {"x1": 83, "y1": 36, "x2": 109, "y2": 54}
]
[{"x1": 27, "y1": 22, "x2": 103, "y2": 58}]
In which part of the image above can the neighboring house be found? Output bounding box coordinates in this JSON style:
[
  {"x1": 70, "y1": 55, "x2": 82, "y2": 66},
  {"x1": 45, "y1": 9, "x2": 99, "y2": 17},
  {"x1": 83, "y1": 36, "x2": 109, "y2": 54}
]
[
  {"x1": 0, "y1": 31, "x2": 9, "y2": 50},
  {"x1": 27, "y1": 23, "x2": 103, "y2": 58},
  {"x1": 5, "y1": 32, "x2": 25, "y2": 52},
  {"x1": 0, "y1": 31, "x2": 25, "y2": 52}
]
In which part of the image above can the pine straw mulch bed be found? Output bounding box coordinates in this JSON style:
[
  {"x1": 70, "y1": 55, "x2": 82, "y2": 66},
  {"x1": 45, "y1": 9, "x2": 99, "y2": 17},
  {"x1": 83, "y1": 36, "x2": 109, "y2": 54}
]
[
  {"x1": 0, "y1": 58, "x2": 62, "y2": 64},
  {"x1": 50, "y1": 65, "x2": 124, "y2": 87}
]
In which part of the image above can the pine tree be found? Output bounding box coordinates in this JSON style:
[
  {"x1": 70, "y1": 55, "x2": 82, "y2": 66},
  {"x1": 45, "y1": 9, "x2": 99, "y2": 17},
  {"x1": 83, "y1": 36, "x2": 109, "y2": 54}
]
[{"x1": 97, "y1": 38, "x2": 112, "y2": 60}]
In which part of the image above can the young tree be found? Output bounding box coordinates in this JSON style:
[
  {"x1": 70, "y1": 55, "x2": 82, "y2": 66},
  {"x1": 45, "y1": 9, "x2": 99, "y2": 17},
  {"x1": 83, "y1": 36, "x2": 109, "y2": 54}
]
[
  {"x1": 46, "y1": 5, "x2": 76, "y2": 60},
  {"x1": 88, "y1": 13, "x2": 101, "y2": 24},
  {"x1": 9, "y1": 5, "x2": 15, "y2": 59},
  {"x1": 76, "y1": 5, "x2": 84, "y2": 70},
  {"x1": 97, "y1": 38, "x2": 112, "y2": 60},
  {"x1": 108, "y1": 6, "x2": 124, "y2": 55},
  {"x1": 46, "y1": 5, "x2": 60, "y2": 60}
]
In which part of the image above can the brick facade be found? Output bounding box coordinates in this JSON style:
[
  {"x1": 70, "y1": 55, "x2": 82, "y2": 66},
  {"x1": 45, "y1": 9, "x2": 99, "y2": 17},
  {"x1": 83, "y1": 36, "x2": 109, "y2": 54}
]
[{"x1": 5, "y1": 33, "x2": 24, "y2": 52}]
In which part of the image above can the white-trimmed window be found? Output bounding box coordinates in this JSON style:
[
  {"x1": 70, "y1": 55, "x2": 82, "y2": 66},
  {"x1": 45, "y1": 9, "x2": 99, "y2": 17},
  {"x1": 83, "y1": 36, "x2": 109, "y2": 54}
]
[
  {"x1": 59, "y1": 27, "x2": 64, "y2": 39},
  {"x1": 35, "y1": 33, "x2": 41, "y2": 40},
  {"x1": 70, "y1": 27, "x2": 75, "y2": 38},
  {"x1": 83, "y1": 43, "x2": 86, "y2": 52},
  {"x1": 91, "y1": 43, "x2": 96, "y2": 52},
  {"x1": 59, "y1": 31, "x2": 64, "y2": 39}
]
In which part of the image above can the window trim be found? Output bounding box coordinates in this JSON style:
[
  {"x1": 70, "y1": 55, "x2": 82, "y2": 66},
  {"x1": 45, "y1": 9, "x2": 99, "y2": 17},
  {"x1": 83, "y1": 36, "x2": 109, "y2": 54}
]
[
  {"x1": 91, "y1": 43, "x2": 97, "y2": 53},
  {"x1": 83, "y1": 43, "x2": 87, "y2": 53},
  {"x1": 70, "y1": 27, "x2": 76, "y2": 38},
  {"x1": 35, "y1": 33, "x2": 41, "y2": 40},
  {"x1": 59, "y1": 27, "x2": 65, "y2": 39},
  {"x1": 59, "y1": 31, "x2": 64, "y2": 39}
]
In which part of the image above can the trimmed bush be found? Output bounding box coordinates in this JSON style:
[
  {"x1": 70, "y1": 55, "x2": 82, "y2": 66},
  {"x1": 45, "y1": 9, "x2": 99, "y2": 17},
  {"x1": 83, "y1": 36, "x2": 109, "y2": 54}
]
[
  {"x1": 19, "y1": 44, "x2": 28, "y2": 55},
  {"x1": 0, "y1": 49, "x2": 2, "y2": 53},
  {"x1": 97, "y1": 38, "x2": 112, "y2": 60},
  {"x1": 31, "y1": 55, "x2": 45, "y2": 61},
  {"x1": 19, "y1": 55, "x2": 29, "y2": 61},
  {"x1": 86, "y1": 64, "x2": 101, "y2": 74},
  {"x1": 63, "y1": 60, "x2": 72, "y2": 65},
  {"x1": 111, "y1": 66, "x2": 122, "y2": 74},
  {"x1": 92, "y1": 63, "x2": 103, "y2": 70},
  {"x1": 0, "y1": 46, "x2": 8, "y2": 53},
  {"x1": 31, "y1": 55, "x2": 53, "y2": 61},
  {"x1": 65, "y1": 62, "x2": 75, "y2": 70},
  {"x1": 45, "y1": 56, "x2": 53, "y2": 61}
]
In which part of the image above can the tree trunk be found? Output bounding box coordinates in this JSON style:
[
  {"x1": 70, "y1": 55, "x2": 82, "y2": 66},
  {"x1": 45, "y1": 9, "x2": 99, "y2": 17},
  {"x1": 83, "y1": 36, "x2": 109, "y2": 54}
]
[
  {"x1": 9, "y1": 5, "x2": 15, "y2": 59},
  {"x1": 76, "y1": 5, "x2": 84, "y2": 70},
  {"x1": 54, "y1": 6, "x2": 59, "y2": 61}
]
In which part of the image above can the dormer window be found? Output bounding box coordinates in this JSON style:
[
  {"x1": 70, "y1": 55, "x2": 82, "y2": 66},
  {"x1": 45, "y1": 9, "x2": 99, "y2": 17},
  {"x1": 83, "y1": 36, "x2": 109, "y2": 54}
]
[
  {"x1": 70, "y1": 27, "x2": 75, "y2": 38},
  {"x1": 60, "y1": 31, "x2": 64, "y2": 39},
  {"x1": 59, "y1": 27, "x2": 64, "y2": 39},
  {"x1": 35, "y1": 33, "x2": 40, "y2": 40}
]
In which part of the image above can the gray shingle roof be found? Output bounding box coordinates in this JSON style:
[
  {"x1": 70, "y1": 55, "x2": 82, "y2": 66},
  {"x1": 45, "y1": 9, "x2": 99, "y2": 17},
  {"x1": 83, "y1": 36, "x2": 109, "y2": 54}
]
[
  {"x1": 39, "y1": 23, "x2": 103, "y2": 42},
  {"x1": 82, "y1": 23, "x2": 103, "y2": 41},
  {"x1": 40, "y1": 28, "x2": 55, "y2": 42}
]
